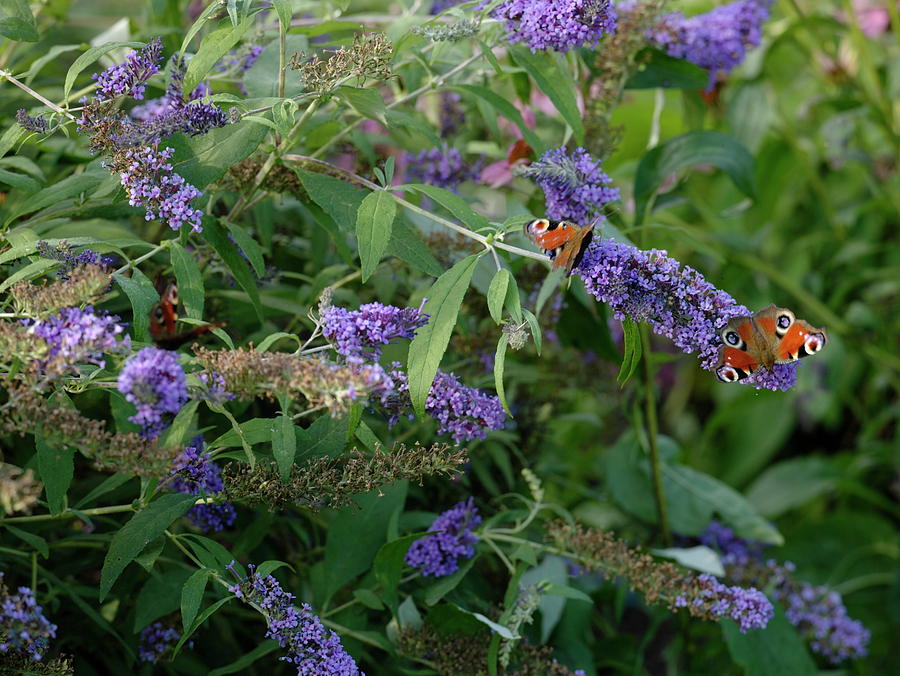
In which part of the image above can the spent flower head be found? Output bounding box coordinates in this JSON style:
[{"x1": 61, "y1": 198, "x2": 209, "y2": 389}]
[
  {"x1": 227, "y1": 563, "x2": 361, "y2": 674},
  {"x1": 576, "y1": 238, "x2": 798, "y2": 391},
  {"x1": 488, "y1": 0, "x2": 617, "y2": 53},
  {"x1": 405, "y1": 498, "x2": 482, "y2": 577},
  {"x1": 290, "y1": 32, "x2": 392, "y2": 93},
  {"x1": 518, "y1": 146, "x2": 620, "y2": 223},
  {"x1": 16, "y1": 109, "x2": 49, "y2": 133},
  {"x1": 117, "y1": 347, "x2": 188, "y2": 438}
]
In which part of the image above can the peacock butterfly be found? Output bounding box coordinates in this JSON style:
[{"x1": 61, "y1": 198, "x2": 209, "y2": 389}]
[
  {"x1": 523, "y1": 218, "x2": 594, "y2": 276},
  {"x1": 715, "y1": 305, "x2": 827, "y2": 383},
  {"x1": 149, "y1": 282, "x2": 223, "y2": 350}
]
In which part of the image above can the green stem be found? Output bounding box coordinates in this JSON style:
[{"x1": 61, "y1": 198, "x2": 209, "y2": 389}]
[
  {"x1": 641, "y1": 325, "x2": 670, "y2": 545},
  {"x1": 0, "y1": 69, "x2": 75, "y2": 120},
  {"x1": 1, "y1": 503, "x2": 134, "y2": 524}
]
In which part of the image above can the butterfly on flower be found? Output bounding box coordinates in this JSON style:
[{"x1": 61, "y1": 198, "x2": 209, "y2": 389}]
[
  {"x1": 149, "y1": 281, "x2": 223, "y2": 350},
  {"x1": 523, "y1": 218, "x2": 595, "y2": 275}
]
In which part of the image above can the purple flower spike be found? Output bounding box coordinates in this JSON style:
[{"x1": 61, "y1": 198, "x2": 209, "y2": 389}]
[
  {"x1": 520, "y1": 146, "x2": 620, "y2": 224},
  {"x1": 138, "y1": 622, "x2": 181, "y2": 663},
  {"x1": 647, "y1": 1, "x2": 770, "y2": 85},
  {"x1": 228, "y1": 564, "x2": 361, "y2": 674},
  {"x1": 24, "y1": 306, "x2": 130, "y2": 369},
  {"x1": 405, "y1": 498, "x2": 482, "y2": 577},
  {"x1": 169, "y1": 436, "x2": 236, "y2": 533},
  {"x1": 404, "y1": 146, "x2": 480, "y2": 193},
  {"x1": 0, "y1": 574, "x2": 57, "y2": 661},
  {"x1": 322, "y1": 301, "x2": 429, "y2": 360},
  {"x1": 576, "y1": 238, "x2": 798, "y2": 391},
  {"x1": 693, "y1": 573, "x2": 773, "y2": 633},
  {"x1": 117, "y1": 146, "x2": 204, "y2": 232},
  {"x1": 93, "y1": 37, "x2": 164, "y2": 101},
  {"x1": 117, "y1": 347, "x2": 188, "y2": 438},
  {"x1": 489, "y1": 0, "x2": 617, "y2": 53}
]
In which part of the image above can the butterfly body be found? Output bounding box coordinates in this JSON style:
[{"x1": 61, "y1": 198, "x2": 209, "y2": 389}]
[
  {"x1": 523, "y1": 218, "x2": 594, "y2": 275},
  {"x1": 715, "y1": 305, "x2": 827, "y2": 383},
  {"x1": 149, "y1": 282, "x2": 223, "y2": 350}
]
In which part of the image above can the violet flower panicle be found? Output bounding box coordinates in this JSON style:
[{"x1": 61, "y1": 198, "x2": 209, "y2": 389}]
[
  {"x1": 93, "y1": 37, "x2": 163, "y2": 101},
  {"x1": 0, "y1": 573, "x2": 58, "y2": 662},
  {"x1": 488, "y1": 0, "x2": 617, "y2": 53},
  {"x1": 168, "y1": 437, "x2": 236, "y2": 533},
  {"x1": 405, "y1": 498, "x2": 482, "y2": 577},
  {"x1": 117, "y1": 347, "x2": 189, "y2": 438}
]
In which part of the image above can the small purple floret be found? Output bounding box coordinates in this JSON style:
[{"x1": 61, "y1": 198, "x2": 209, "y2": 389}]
[
  {"x1": 93, "y1": 37, "x2": 164, "y2": 101},
  {"x1": 404, "y1": 146, "x2": 480, "y2": 193},
  {"x1": 169, "y1": 436, "x2": 236, "y2": 533},
  {"x1": 489, "y1": 0, "x2": 617, "y2": 53},
  {"x1": 322, "y1": 302, "x2": 429, "y2": 360},
  {"x1": 138, "y1": 622, "x2": 180, "y2": 662},
  {"x1": 0, "y1": 574, "x2": 57, "y2": 662},
  {"x1": 405, "y1": 498, "x2": 482, "y2": 577},
  {"x1": 24, "y1": 306, "x2": 130, "y2": 369}
]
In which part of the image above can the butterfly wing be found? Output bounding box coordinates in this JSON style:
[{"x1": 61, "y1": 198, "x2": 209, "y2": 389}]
[
  {"x1": 750, "y1": 305, "x2": 828, "y2": 366},
  {"x1": 714, "y1": 316, "x2": 762, "y2": 382},
  {"x1": 149, "y1": 283, "x2": 179, "y2": 342},
  {"x1": 523, "y1": 219, "x2": 594, "y2": 275},
  {"x1": 153, "y1": 322, "x2": 225, "y2": 350}
]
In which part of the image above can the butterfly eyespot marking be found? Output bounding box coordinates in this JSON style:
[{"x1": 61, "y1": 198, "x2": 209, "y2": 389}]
[
  {"x1": 724, "y1": 330, "x2": 742, "y2": 346},
  {"x1": 804, "y1": 333, "x2": 825, "y2": 354},
  {"x1": 153, "y1": 306, "x2": 164, "y2": 320},
  {"x1": 716, "y1": 365, "x2": 741, "y2": 383},
  {"x1": 774, "y1": 310, "x2": 794, "y2": 336}
]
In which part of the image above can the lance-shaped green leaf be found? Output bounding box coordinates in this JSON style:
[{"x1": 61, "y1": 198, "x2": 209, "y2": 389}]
[
  {"x1": 272, "y1": 414, "x2": 297, "y2": 481},
  {"x1": 357, "y1": 189, "x2": 396, "y2": 281},
  {"x1": 509, "y1": 45, "x2": 584, "y2": 144},
  {"x1": 407, "y1": 255, "x2": 480, "y2": 417},
  {"x1": 100, "y1": 493, "x2": 197, "y2": 600},
  {"x1": 184, "y1": 18, "x2": 255, "y2": 93},
  {"x1": 494, "y1": 334, "x2": 511, "y2": 415},
  {"x1": 617, "y1": 320, "x2": 642, "y2": 386},
  {"x1": 169, "y1": 241, "x2": 204, "y2": 320},
  {"x1": 63, "y1": 40, "x2": 143, "y2": 100},
  {"x1": 114, "y1": 269, "x2": 159, "y2": 343},
  {"x1": 487, "y1": 268, "x2": 510, "y2": 324},
  {"x1": 36, "y1": 429, "x2": 74, "y2": 516}
]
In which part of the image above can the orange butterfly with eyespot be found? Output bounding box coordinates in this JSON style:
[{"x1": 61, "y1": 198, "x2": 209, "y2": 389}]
[
  {"x1": 523, "y1": 218, "x2": 595, "y2": 276},
  {"x1": 715, "y1": 305, "x2": 827, "y2": 383},
  {"x1": 149, "y1": 282, "x2": 224, "y2": 350}
]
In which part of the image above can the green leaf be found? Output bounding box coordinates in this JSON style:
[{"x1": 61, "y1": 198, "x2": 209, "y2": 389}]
[
  {"x1": 522, "y1": 308, "x2": 541, "y2": 355},
  {"x1": 296, "y1": 415, "x2": 348, "y2": 461},
  {"x1": 509, "y1": 45, "x2": 584, "y2": 144},
  {"x1": 634, "y1": 130, "x2": 756, "y2": 223},
  {"x1": 386, "y1": 217, "x2": 443, "y2": 277},
  {"x1": 373, "y1": 533, "x2": 421, "y2": 615},
  {"x1": 0, "y1": 123, "x2": 24, "y2": 160},
  {"x1": 542, "y1": 583, "x2": 592, "y2": 604},
  {"x1": 0, "y1": 0, "x2": 37, "y2": 41},
  {"x1": 133, "y1": 569, "x2": 192, "y2": 631},
  {"x1": 4, "y1": 525, "x2": 48, "y2": 558},
  {"x1": 534, "y1": 268, "x2": 564, "y2": 316},
  {"x1": 354, "y1": 588, "x2": 384, "y2": 610},
  {"x1": 450, "y1": 84, "x2": 544, "y2": 154},
  {"x1": 169, "y1": 241, "x2": 205, "y2": 320},
  {"x1": 520, "y1": 556, "x2": 568, "y2": 643},
  {"x1": 424, "y1": 555, "x2": 477, "y2": 606},
  {"x1": 36, "y1": 429, "x2": 74, "y2": 516},
  {"x1": 297, "y1": 170, "x2": 366, "y2": 232},
  {"x1": 172, "y1": 596, "x2": 233, "y2": 657},
  {"x1": 407, "y1": 255, "x2": 480, "y2": 417},
  {"x1": 745, "y1": 457, "x2": 838, "y2": 519},
  {"x1": 114, "y1": 269, "x2": 159, "y2": 343},
  {"x1": 273, "y1": 414, "x2": 297, "y2": 481},
  {"x1": 616, "y1": 320, "x2": 642, "y2": 386},
  {"x1": 223, "y1": 221, "x2": 265, "y2": 277},
  {"x1": 203, "y1": 218, "x2": 263, "y2": 322},
  {"x1": 0, "y1": 168, "x2": 41, "y2": 192},
  {"x1": 323, "y1": 482, "x2": 407, "y2": 603},
  {"x1": 493, "y1": 334, "x2": 511, "y2": 415},
  {"x1": 5, "y1": 172, "x2": 104, "y2": 226},
  {"x1": 73, "y1": 473, "x2": 134, "y2": 509},
  {"x1": 171, "y1": 119, "x2": 269, "y2": 189},
  {"x1": 356, "y1": 190, "x2": 396, "y2": 281},
  {"x1": 181, "y1": 569, "x2": 211, "y2": 633},
  {"x1": 487, "y1": 268, "x2": 510, "y2": 324},
  {"x1": 625, "y1": 49, "x2": 709, "y2": 90},
  {"x1": 63, "y1": 41, "x2": 143, "y2": 101},
  {"x1": 404, "y1": 184, "x2": 490, "y2": 232},
  {"x1": 159, "y1": 399, "x2": 199, "y2": 450},
  {"x1": 0, "y1": 258, "x2": 54, "y2": 293},
  {"x1": 272, "y1": 0, "x2": 292, "y2": 31},
  {"x1": 722, "y1": 607, "x2": 817, "y2": 676},
  {"x1": 651, "y1": 546, "x2": 725, "y2": 576},
  {"x1": 384, "y1": 110, "x2": 441, "y2": 146},
  {"x1": 100, "y1": 493, "x2": 197, "y2": 601},
  {"x1": 184, "y1": 19, "x2": 255, "y2": 94},
  {"x1": 23, "y1": 44, "x2": 81, "y2": 84},
  {"x1": 335, "y1": 86, "x2": 387, "y2": 124},
  {"x1": 468, "y1": 610, "x2": 516, "y2": 639},
  {"x1": 208, "y1": 641, "x2": 280, "y2": 676}
]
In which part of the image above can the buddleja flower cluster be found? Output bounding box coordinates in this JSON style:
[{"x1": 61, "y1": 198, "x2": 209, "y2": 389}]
[
  {"x1": 576, "y1": 238, "x2": 798, "y2": 391},
  {"x1": 168, "y1": 437, "x2": 236, "y2": 532},
  {"x1": 518, "y1": 146, "x2": 620, "y2": 223},
  {"x1": 21, "y1": 306, "x2": 130, "y2": 373},
  {"x1": 227, "y1": 563, "x2": 361, "y2": 674},
  {"x1": 405, "y1": 146, "x2": 480, "y2": 193},
  {"x1": 701, "y1": 521, "x2": 870, "y2": 662},
  {"x1": 321, "y1": 301, "x2": 429, "y2": 361},
  {"x1": 646, "y1": 0, "x2": 770, "y2": 84},
  {"x1": 138, "y1": 622, "x2": 181, "y2": 663},
  {"x1": 405, "y1": 498, "x2": 482, "y2": 577},
  {"x1": 78, "y1": 38, "x2": 231, "y2": 232},
  {"x1": 551, "y1": 522, "x2": 774, "y2": 632},
  {"x1": 117, "y1": 347, "x2": 188, "y2": 438},
  {"x1": 36, "y1": 241, "x2": 115, "y2": 280},
  {"x1": 0, "y1": 573, "x2": 58, "y2": 662},
  {"x1": 488, "y1": 0, "x2": 617, "y2": 53}
]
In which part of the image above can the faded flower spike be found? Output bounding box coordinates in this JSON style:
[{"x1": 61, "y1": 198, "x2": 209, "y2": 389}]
[
  {"x1": 321, "y1": 301, "x2": 429, "y2": 360},
  {"x1": 227, "y1": 563, "x2": 361, "y2": 674},
  {"x1": 518, "y1": 146, "x2": 620, "y2": 224},
  {"x1": 575, "y1": 238, "x2": 799, "y2": 391},
  {"x1": 647, "y1": 0, "x2": 770, "y2": 85},
  {"x1": 93, "y1": 37, "x2": 163, "y2": 101},
  {"x1": 405, "y1": 498, "x2": 482, "y2": 577},
  {"x1": 15, "y1": 109, "x2": 48, "y2": 133},
  {"x1": 489, "y1": 0, "x2": 617, "y2": 53},
  {"x1": 0, "y1": 573, "x2": 58, "y2": 662},
  {"x1": 117, "y1": 347, "x2": 188, "y2": 438}
]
